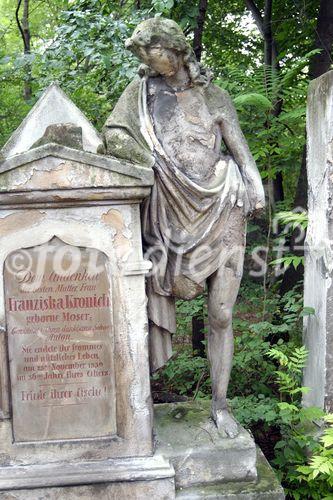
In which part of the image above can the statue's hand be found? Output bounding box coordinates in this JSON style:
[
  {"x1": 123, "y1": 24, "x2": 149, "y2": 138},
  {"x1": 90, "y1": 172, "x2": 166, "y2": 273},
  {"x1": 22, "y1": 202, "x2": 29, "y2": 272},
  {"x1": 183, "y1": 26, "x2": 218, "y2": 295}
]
[
  {"x1": 248, "y1": 200, "x2": 265, "y2": 218},
  {"x1": 245, "y1": 183, "x2": 265, "y2": 216}
]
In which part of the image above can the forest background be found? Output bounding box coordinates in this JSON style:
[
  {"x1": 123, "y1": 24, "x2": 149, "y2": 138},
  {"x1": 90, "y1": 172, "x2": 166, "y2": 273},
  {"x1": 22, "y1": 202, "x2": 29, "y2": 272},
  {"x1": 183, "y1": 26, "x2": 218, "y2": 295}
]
[{"x1": 1, "y1": 0, "x2": 333, "y2": 498}]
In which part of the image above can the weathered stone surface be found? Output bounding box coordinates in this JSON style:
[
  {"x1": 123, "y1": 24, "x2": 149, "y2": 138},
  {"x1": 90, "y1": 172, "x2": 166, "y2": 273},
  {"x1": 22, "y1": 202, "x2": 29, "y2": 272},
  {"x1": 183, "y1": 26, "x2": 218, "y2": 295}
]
[
  {"x1": 0, "y1": 83, "x2": 104, "y2": 158},
  {"x1": 0, "y1": 144, "x2": 154, "y2": 191},
  {"x1": 31, "y1": 123, "x2": 84, "y2": 150},
  {"x1": 176, "y1": 450, "x2": 284, "y2": 499},
  {"x1": 0, "y1": 479, "x2": 175, "y2": 500},
  {"x1": 0, "y1": 480, "x2": 175, "y2": 500},
  {"x1": 154, "y1": 401, "x2": 257, "y2": 488},
  {"x1": 0, "y1": 455, "x2": 174, "y2": 491},
  {"x1": 0, "y1": 100, "x2": 155, "y2": 459},
  {"x1": 0, "y1": 203, "x2": 153, "y2": 460},
  {"x1": 303, "y1": 70, "x2": 333, "y2": 412}
]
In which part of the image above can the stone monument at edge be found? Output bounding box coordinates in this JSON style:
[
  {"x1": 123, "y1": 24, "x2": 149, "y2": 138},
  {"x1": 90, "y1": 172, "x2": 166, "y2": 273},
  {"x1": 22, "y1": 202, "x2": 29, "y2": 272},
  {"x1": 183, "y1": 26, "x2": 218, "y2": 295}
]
[
  {"x1": 304, "y1": 70, "x2": 333, "y2": 413},
  {"x1": 0, "y1": 17, "x2": 284, "y2": 500}
]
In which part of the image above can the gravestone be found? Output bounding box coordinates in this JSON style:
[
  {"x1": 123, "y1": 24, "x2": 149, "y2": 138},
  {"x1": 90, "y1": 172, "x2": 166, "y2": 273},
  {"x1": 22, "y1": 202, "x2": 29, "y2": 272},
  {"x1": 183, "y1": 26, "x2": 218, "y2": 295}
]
[
  {"x1": 303, "y1": 70, "x2": 333, "y2": 412},
  {"x1": 0, "y1": 83, "x2": 284, "y2": 499},
  {"x1": 0, "y1": 83, "x2": 175, "y2": 498}
]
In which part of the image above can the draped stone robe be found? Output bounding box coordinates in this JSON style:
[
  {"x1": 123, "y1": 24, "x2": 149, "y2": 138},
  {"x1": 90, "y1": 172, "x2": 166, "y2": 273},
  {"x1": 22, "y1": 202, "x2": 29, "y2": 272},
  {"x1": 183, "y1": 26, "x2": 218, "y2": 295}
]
[{"x1": 104, "y1": 75, "x2": 254, "y2": 371}]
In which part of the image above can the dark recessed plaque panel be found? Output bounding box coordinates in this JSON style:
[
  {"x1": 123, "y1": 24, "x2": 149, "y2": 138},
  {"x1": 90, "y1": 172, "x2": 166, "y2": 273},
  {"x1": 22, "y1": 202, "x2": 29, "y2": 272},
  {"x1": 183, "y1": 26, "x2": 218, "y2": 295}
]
[{"x1": 4, "y1": 238, "x2": 116, "y2": 442}]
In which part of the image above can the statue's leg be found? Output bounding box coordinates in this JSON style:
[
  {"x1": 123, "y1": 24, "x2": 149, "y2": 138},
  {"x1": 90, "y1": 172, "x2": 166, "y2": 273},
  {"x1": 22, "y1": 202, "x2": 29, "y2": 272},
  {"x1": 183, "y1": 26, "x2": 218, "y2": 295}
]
[{"x1": 207, "y1": 211, "x2": 246, "y2": 437}]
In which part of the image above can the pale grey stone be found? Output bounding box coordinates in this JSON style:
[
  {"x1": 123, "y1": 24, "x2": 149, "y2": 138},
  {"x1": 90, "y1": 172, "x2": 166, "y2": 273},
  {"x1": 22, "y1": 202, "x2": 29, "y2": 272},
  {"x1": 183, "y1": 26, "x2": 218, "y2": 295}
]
[
  {"x1": 0, "y1": 114, "x2": 155, "y2": 462},
  {"x1": 0, "y1": 145, "x2": 153, "y2": 207},
  {"x1": 31, "y1": 123, "x2": 84, "y2": 150},
  {"x1": 0, "y1": 455, "x2": 174, "y2": 490},
  {"x1": 0, "y1": 143, "x2": 154, "y2": 184},
  {"x1": 303, "y1": 70, "x2": 333, "y2": 412},
  {"x1": 176, "y1": 450, "x2": 284, "y2": 499},
  {"x1": 154, "y1": 402, "x2": 257, "y2": 488},
  {"x1": 0, "y1": 203, "x2": 154, "y2": 460},
  {"x1": 0, "y1": 83, "x2": 104, "y2": 158},
  {"x1": 0, "y1": 479, "x2": 175, "y2": 500},
  {"x1": 0, "y1": 79, "x2": 171, "y2": 500}
]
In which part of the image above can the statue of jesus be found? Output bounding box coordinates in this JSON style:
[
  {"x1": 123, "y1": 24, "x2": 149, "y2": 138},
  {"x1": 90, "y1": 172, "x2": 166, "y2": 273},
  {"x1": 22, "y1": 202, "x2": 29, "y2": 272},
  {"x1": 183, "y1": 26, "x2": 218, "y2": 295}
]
[{"x1": 103, "y1": 17, "x2": 265, "y2": 437}]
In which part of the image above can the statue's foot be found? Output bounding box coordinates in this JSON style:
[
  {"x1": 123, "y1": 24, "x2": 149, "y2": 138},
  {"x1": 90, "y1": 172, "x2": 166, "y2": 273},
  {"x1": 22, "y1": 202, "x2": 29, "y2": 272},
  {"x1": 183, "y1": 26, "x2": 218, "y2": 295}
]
[{"x1": 211, "y1": 408, "x2": 239, "y2": 438}]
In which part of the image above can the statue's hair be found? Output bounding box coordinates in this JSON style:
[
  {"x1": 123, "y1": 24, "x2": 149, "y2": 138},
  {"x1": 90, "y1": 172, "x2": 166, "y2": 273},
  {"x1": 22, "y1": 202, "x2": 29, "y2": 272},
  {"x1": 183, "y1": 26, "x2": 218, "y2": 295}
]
[{"x1": 125, "y1": 17, "x2": 212, "y2": 86}]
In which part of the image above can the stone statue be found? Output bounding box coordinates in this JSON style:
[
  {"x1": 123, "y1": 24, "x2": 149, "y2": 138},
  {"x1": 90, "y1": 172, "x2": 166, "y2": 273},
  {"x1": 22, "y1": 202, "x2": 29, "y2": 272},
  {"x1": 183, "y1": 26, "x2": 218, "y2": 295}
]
[{"x1": 103, "y1": 17, "x2": 265, "y2": 437}]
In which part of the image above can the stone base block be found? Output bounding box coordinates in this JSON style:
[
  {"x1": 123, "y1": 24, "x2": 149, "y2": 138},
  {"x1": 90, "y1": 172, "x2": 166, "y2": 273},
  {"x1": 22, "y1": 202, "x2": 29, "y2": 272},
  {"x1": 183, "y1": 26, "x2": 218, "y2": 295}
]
[
  {"x1": 154, "y1": 402, "x2": 257, "y2": 488},
  {"x1": 0, "y1": 479, "x2": 175, "y2": 500},
  {"x1": 176, "y1": 450, "x2": 285, "y2": 499},
  {"x1": 0, "y1": 455, "x2": 175, "y2": 500}
]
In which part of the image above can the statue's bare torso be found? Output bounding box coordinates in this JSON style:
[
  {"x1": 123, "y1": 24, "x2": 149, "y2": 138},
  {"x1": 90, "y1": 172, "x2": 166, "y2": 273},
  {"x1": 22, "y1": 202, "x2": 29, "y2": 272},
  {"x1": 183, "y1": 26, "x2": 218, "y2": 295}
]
[{"x1": 148, "y1": 78, "x2": 222, "y2": 183}]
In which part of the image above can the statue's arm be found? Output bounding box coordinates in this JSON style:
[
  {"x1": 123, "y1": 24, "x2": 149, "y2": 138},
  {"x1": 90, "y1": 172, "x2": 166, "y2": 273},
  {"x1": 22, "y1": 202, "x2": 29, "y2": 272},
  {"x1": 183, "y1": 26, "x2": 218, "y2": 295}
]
[{"x1": 215, "y1": 88, "x2": 265, "y2": 210}]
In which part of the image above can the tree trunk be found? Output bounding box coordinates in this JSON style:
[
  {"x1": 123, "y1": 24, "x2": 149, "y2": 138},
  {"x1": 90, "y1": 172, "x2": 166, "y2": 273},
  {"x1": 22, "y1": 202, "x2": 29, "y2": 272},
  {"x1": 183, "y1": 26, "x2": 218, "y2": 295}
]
[
  {"x1": 263, "y1": 0, "x2": 273, "y2": 68},
  {"x1": 193, "y1": 0, "x2": 208, "y2": 61},
  {"x1": 280, "y1": 0, "x2": 333, "y2": 294},
  {"x1": 245, "y1": 0, "x2": 284, "y2": 205},
  {"x1": 309, "y1": 0, "x2": 333, "y2": 80},
  {"x1": 16, "y1": 0, "x2": 32, "y2": 101},
  {"x1": 294, "y1": 0, "x2": 333, "y2": 211}
]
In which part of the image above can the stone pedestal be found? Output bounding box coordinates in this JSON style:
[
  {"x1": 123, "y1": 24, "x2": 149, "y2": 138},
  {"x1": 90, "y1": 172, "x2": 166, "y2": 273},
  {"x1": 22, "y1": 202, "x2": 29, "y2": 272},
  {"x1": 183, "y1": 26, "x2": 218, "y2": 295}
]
[
  {"x1": 155, "y1": 402, "x2": 284, "y2": 499},
  {"x1": 303, "y1": 70, "x2": 333, "y2": 412},
  {"x1": 0, "y1": 456, "x2": 175, "y2": 499}
]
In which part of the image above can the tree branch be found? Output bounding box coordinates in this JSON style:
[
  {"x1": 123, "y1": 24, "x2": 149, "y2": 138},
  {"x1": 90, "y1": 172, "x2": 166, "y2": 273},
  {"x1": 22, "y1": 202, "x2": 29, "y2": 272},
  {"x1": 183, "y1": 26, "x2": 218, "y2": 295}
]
[
  {"x1": 245, "y1": 0, "x2": 279, "y2": 71},
  {"x1": 15, "y1": 0, "x2": 25, "y2": 47},
  {"x1": 263, "y1": 0, "x2": 273, "y2": 66},
  {"x1": 244, "y1": 0, "x2": 264, "y2": 37},
  {"x1": 193, "y1": 0, "x2": 208, "y2": 61},
  {"x1": 16, "y1": 0, "x2": 32, "y2": 101}
]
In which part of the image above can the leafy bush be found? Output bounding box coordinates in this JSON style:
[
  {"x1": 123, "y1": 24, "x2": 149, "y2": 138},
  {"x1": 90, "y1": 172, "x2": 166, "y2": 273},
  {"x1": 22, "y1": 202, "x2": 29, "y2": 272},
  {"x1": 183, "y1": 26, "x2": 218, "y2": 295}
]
[
  {"x1": 296, "y1": 415, "x2": 333, "y2": 499},
  {"x1": 152, "y1": 346, "x2": 210, "y2": 399}
]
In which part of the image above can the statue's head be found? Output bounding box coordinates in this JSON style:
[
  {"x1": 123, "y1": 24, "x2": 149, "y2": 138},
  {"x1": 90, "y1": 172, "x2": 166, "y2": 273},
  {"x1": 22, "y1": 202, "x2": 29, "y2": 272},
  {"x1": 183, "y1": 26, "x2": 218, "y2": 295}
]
[{"x1": 125, "y1": 17, "x2": 211, "y2": 85}]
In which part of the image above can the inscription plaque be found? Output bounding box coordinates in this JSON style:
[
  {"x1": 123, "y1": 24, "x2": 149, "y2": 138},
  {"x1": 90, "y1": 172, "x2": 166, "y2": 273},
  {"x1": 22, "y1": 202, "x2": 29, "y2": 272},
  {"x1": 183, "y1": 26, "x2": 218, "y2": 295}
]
[{"x1": 4, "y1": 238, "x2": 116, "y2": 442}]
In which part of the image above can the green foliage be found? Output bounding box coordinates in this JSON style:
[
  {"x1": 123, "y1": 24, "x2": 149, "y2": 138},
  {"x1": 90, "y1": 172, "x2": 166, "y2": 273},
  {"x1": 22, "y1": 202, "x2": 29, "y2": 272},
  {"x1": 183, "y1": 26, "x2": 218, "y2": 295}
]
[
  {"x1": 156, "y1": 280, "x2": 333, "y2": 498},
  {"x1": 233, "y1": 93, "x2": 273, "y2": 110},
  {"x1": 267, "y1": 345, "x2": 309, "y2": 400},
  {"x1": 275, "y1": 210, "x2": 308, "y2": 231},
  {"x1": 300, "y1": 414, "x2": 333, "y2": 494},
  {"x1": 152, "y1": 346, "x2": 210, "y2": 398},
  {"x1": 271, "y1": 210, "x2": 309, "y2": 271},
  {"x1": 38, "y1": 1, "x2": 151, "y2": 128},
  {"x1": 216, "y1": 55, "x2": 311, "y2": 201},
  {"x1": 229, "y1": 317, "x2": 275, "y2": 397},
  {"x1": 157, "y1": 281, "x2": 306, "y2": 401},
  {"x1": 265, "y1": 345, "x2": 332, "y2": 499},
  {"x1": 176, "y1": 294, "x2": 207, "y2": 338},
  {"x1": 231, "y1": 394, "x2": 280, "y2": 428},
  {"x1": 231, "y1": 337, "x2": 333, "y2": 499}
]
